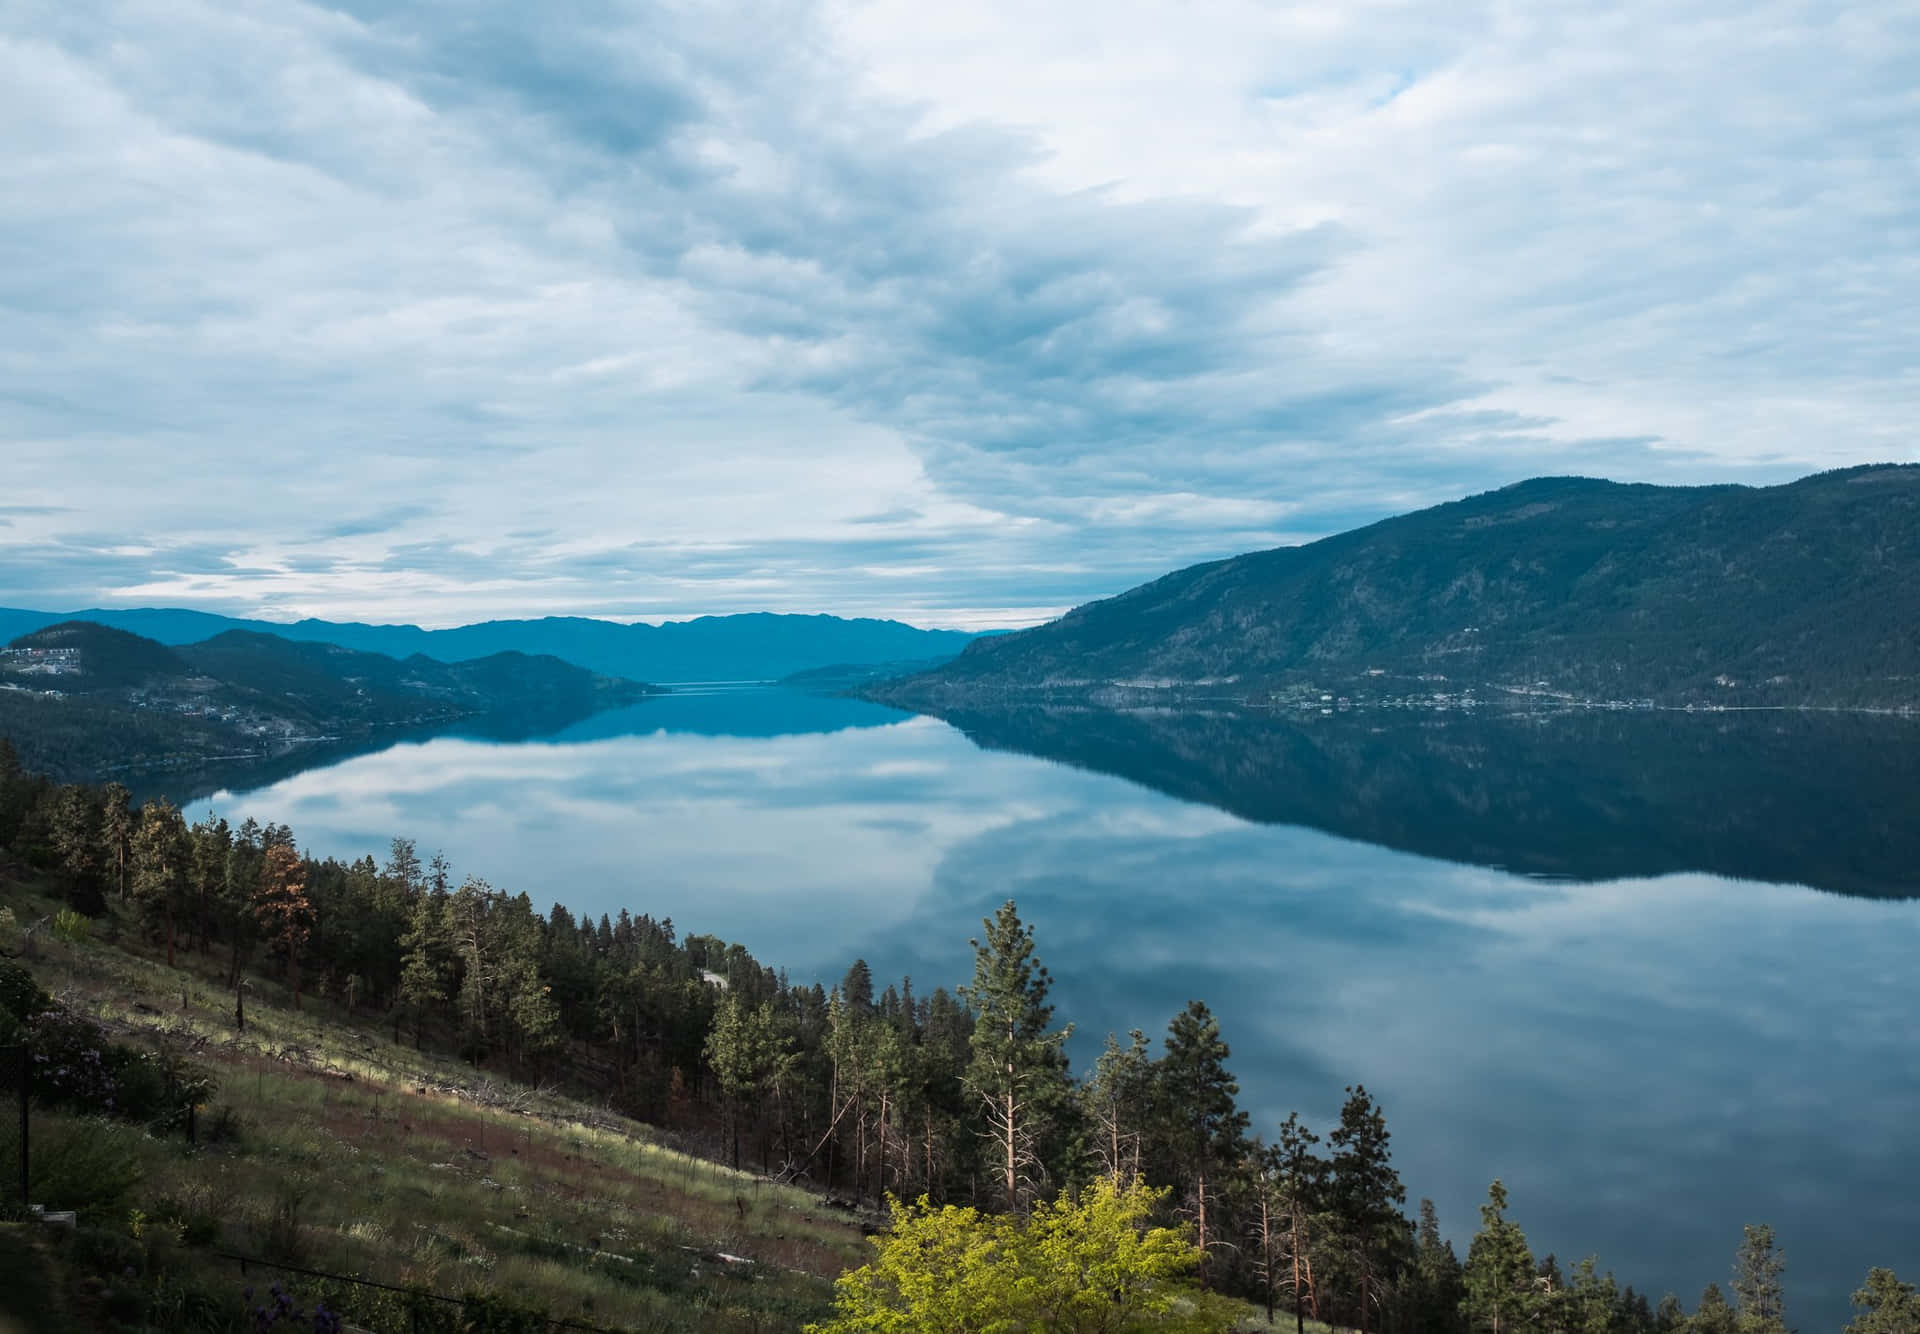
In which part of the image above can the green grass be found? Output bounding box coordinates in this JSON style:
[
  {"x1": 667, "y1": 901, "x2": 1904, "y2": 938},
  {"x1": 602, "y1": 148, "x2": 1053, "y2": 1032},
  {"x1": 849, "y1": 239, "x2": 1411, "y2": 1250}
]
[{"x1": 1, "y1": 874, "x2": 867, "y2": 1333}]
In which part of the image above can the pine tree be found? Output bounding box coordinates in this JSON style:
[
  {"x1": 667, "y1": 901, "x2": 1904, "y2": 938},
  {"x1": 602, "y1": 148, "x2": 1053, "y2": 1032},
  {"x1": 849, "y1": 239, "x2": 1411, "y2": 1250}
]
[
  {"x1": 1846, "y1": 1269, "x2": 1920, "y2": 1334},
  {"x1": 253, "y1": 843, "x2": 313, "y2": 1009},
  {"x1": 1158, "y1": 1000, "x2": 1248, "y2": 1288},
  {"x1": 959, "y1": 900, "x2": 1072, "y2": 1213},
  {"x1": 1274, "y1": 1111, "x2": 1329, "y2": 1334},
  {"x1": 49, "y1": 785, "x2": 101, "y2": 906},
  {"x1": 1730, "y1": 1225, "x2": 1786, "y2": 1334},
  {"x1": 1691, "y1": 1283, "x2": 1740, "y2": 1334},
  {"x1": 188, "y1": 815, "x2": 231, "y2": 955},
  {"x1": 1327, "y1": 1084, "x2": 1406, "y2": 1333},
  {"x1": 1415, "y1": 1198, "x2": 1468, "y2": 1334},
  {"x1": 1088, "y1": 1028, "x2": 1155, "y2": 1183},
  {"x1": 132, "y1": 799, "x2": 189, "y2": 965},
  {"x1": 222, "y1": 820, "x2": 263, "y2": 988},
  {"x1": 98, "y1": 782, "x2": 132, "y2": 900},
  {"x1": 398, "y1": 879, "x2": 453, "y2": 1044},
  {"x1": 1462, "y1": 1180, "x2": 1535, "y2": 1334},
  {"x1": 706, "y1": 995, "x2": 784, "y2": 1169}
]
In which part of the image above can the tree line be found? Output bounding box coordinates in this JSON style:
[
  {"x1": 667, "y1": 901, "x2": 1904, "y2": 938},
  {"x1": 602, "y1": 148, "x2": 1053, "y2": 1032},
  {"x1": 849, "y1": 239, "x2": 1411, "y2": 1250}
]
[{"x1": 1, "y1": 738, "x2": 1913, "y2": 1333}]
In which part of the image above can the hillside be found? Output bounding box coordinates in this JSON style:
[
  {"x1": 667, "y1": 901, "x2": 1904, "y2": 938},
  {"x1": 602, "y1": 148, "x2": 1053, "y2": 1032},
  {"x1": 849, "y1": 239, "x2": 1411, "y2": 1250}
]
[
  {"x1": 0, "y1": 609, "x2": 981, "y2": 684},
  {"x1": 875, "y1": 465, "x2": 1920, "y2": 709},
  {"x1": 0, "y1": 867, "x2": 867, "y2": 1333},
  {"x1": 0, "y1": 622, "x2": 656, "y2": 782}
]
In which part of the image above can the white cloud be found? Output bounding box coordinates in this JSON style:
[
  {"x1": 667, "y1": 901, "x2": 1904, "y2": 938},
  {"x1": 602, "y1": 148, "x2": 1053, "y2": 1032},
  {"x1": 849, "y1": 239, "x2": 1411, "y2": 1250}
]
[{"x1": 2, "y1": 0, "x2": 1915, "y2": 624}]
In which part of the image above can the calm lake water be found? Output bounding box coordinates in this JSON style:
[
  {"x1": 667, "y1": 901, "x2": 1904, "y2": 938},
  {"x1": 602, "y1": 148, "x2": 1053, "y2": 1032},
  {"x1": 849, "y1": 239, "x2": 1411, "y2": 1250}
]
[{"x1": 180, "y1": 689, "x2": 1920, "y2": 1327}]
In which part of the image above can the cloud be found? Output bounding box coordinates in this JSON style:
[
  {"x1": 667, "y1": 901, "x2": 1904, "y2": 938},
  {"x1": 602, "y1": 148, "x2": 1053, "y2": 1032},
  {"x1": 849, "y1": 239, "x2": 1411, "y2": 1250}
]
[{"x1": 2, "y1": 0, "x2": 1915, "y2": 624}]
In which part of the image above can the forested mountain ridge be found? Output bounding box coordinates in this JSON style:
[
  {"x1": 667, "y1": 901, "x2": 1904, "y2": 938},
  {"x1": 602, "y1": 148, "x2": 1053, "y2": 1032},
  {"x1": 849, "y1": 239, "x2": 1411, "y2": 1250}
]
[
  {"x1": 0, "y1": 620, "x2": 656, "y2": 781},
  {"x1": 0, "y1": 608, "x2": 981, "y2": 684},
  {"x1": 875, "y1": 465, "x2": 1920, "y2": 709}
]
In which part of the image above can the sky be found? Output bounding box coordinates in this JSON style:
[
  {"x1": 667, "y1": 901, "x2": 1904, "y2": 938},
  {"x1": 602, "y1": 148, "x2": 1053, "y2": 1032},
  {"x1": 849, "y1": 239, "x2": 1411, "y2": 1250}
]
[{"x1": 4, "y1": 0, "x2": 1917, "y2": 630}]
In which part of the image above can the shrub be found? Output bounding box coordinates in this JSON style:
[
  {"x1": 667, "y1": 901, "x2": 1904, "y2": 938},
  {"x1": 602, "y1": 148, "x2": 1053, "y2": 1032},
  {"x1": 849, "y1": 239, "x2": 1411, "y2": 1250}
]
[
  {"x1": 22, "y1": 1001, "x2": 216, "y2": 1128},
  {"x1": 203, "y1": 1102, "x2": 246, "y2": 1146},
  {"x1": 23, "y1": 1117, "x2": 145, "y2": 1220},
  {"x1": 260, "y1": 1178, "x2": 311, "y2": 1266},
  {"x1": 63, "y1": 1221, "x2": 146, "y2": 1279},
  {"x1": 0, "y1": 958, "x2": 49, "y2": 1023},
  {"x1": 49, "y1": 909, "x2": 92, "y2": 944},
  {"x1": 149, "y1": 1192, "x2": 224, "y2": 1248}
]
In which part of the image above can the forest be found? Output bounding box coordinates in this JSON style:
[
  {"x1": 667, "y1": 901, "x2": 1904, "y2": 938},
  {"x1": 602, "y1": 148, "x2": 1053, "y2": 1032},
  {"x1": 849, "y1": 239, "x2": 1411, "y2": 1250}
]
[{"x1": 1, "y1": 734, "x2": 1913, "y2": 1334}]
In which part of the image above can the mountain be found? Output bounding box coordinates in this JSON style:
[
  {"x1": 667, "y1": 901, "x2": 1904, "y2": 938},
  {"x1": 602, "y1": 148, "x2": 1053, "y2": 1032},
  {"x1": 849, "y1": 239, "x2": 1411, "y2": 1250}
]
[
  {"x1": 932, "y1": 703, "x2": 1920, "y2": 899},
  {"x1": 0, "y1": 609, "x2": 979, "y2": 683},
  {"x1": 0, "y1": 621, "x2": 655, "y2": 781},
  {"x1": 875, "y1": 465, "x2": 1920, "y2": 709}
]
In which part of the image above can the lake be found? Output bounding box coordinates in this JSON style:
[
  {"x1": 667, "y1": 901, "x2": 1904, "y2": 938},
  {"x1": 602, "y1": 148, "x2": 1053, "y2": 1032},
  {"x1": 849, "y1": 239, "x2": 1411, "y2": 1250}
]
[{"x1": 180, "y1": 689, "x2": 1920, "y2": 1327}]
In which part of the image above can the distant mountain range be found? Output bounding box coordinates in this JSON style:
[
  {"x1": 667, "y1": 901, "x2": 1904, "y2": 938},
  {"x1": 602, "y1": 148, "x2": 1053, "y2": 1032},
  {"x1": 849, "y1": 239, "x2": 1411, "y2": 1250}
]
[
  {"x1": 0, "y1": 621, "x2": 653, "y2": 782},
  {"x1": 0, "y1": 608, "x2": 980, "y2": 685},
  {"x1": 875, "y1": 465, "x2": 1920, "y2": 709}
]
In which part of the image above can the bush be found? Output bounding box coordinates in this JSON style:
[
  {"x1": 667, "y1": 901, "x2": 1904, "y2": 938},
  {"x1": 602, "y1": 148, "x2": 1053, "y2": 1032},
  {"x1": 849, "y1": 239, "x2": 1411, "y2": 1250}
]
[
  {"x1": 260, "y1": 1178, "x2": 311, "y2": 1266},
  {"x1": 23, "y1": 1117, "x2": 146, "y2": 1220},
  {"x1": 23, "y1": 1006, "x2": 120, "y2": 1114},
  {"x1": 0, "y1": 958, "x2": 49, "y2": 1023},
  {"x1": 203, "y1": 1102, "x2": 245, "y2": 1146},
  {"x1": 21, "y1": 1001, "x2": 216, "y2": 1128},
  {"x1": 149, "y1": 1192, "x2": 224, "y2": 1248},
  {"x1": 50, "y1": 909, "x2": 92, "y2": 944},
  {"x1": 63, "y1": 1220, "x2": 146, "y2": 1279}
]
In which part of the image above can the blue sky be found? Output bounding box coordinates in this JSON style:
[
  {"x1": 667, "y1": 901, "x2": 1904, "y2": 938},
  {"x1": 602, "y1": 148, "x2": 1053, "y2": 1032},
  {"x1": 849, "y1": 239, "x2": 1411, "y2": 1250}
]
[{"x1": 4, "y1": 0, "x2": 1916, "y2": 629}]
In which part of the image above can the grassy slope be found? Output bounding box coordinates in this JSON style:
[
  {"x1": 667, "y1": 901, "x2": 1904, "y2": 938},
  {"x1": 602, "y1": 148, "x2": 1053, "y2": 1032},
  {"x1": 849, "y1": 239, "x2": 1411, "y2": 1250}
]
[
  {"x1": 0, "y1": 871, "x2": 868, "y2": 1333},
  {"x1": 1, "y1": 867, "x2": 1327, "y2": 1334}
]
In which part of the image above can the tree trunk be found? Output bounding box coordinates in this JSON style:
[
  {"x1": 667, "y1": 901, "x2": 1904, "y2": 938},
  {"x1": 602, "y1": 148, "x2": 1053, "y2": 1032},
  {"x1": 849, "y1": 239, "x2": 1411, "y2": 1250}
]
[
  {"x1": 1293, "y1": 1222, "x2": 1306, "y2": 1334},
  {"x1": 1197, "y1": 1173, "x2": 1210, "y2": 1290},
  {"x1": 876, "y1": 1090, "x2": 890, "y2": 1201},
  {"x1": 1003, "y1": 1087, "x2": 1017, "y2": 1213}
]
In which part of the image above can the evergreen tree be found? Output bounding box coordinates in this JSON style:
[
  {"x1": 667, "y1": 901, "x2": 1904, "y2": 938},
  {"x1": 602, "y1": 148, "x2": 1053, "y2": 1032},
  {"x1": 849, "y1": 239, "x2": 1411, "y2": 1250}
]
[
  {"x1": 99, "y1": 779, "x2": 134, "y2": 902},
  {"x1": 132, "y1": 798, "x2": 189, "y2": 965},
  {"x1": 1567, "y1": 1256, "x2": 1623, "y2": 1334},
  {"x1": 222, "y1": 820, "x2": 263, "y2": 988},
  {"x1": 1462, "y1": 1180, "x2": 1535, "y2": 1334},
  {"x1": 1088, "y1": 1028, "x2": 1156, "y2": 1183},
  {"x1": 1846, "y1": 1269, "x2": 1920, "y2": 1334},
  {"x1": 959, "y1": 900, "x2": 1072, "y2": 1213},
  {"x1": 707, "y1": 996, "x2": 781, "y2": 1168},
  {"x1": 1415, "y1": 1198, "x2": 1468, "y2": 1334},
  {"x1": 398, "y1": 878, "x2": 453, "y2": 1044},
  {"x1": 1327, "y1": 1084, "x2": 1406, "y2": 1333},
  {"x1": 840, "y1": 958, "x2": 874, "y2": 1017},
  {"x1": 1158, "y1": 1000, "x2": 1248, "y2": 1287},
  {"x1": 1274, "y1": 1111, "x2": 1330, "y2": 1334},
  {"x1": 188, "y1": 815, "x2": 231, "y2": 956},
  {"x1": 253, "y1": 843, "x2": 313, "y2": 1009},
  {"x1": 49, "y1": 784, "x2": 102, "y2": 910},
  {"x1": 1730, "y1": 1225, "x2": 1786, "y2": 1334},
  {"x1": 1691, "y1": 1283, "x2": 1739, "y2": 1334}
]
